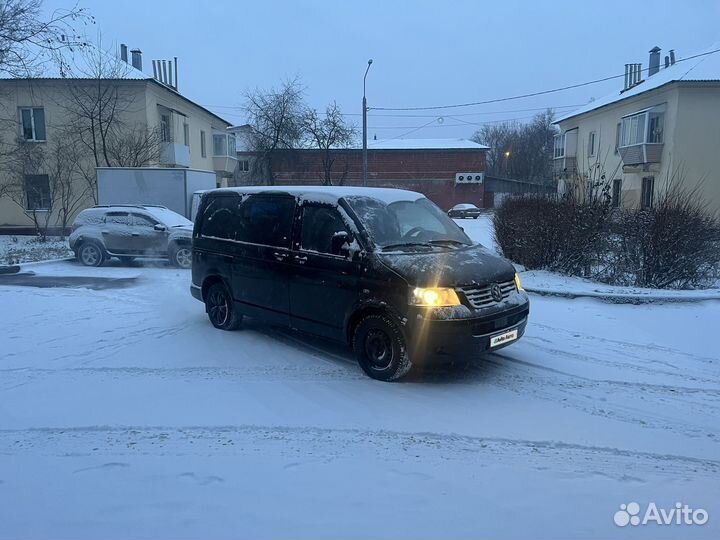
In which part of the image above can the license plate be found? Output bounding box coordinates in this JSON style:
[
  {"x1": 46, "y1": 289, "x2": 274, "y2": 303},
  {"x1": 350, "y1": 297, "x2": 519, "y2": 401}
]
[{"x1": 490, "y1": 329, "x2": 518, "y2": 348}]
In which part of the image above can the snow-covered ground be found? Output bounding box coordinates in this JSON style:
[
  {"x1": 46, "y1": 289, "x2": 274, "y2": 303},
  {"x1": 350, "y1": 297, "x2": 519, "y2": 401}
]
[
  {"x1": 0, "y1": 234, "x2": 74, "y2": 265},
  {"x1": 1, "y1": 226, "x2": 719, "y2": 538}
]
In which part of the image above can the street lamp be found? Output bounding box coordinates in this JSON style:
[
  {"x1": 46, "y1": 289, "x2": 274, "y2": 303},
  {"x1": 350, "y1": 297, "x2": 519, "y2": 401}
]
[{"x1": 362, "y1": 59, "x2": 373, "y2": 187}]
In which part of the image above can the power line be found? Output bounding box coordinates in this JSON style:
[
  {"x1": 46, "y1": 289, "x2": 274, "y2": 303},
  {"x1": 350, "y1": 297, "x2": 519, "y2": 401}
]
[
  {"x1": 203, "y1": 103, "x2": 582, "y2": 118},
  {"x1": 372, "y1": 48, "x2": 720, "y2": 112}
]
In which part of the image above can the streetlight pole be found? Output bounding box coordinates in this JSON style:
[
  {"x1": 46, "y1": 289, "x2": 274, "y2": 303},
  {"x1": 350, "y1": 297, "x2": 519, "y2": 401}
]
[{"x1": 362, "y1": 59, "x2": 373, "y2": 187}]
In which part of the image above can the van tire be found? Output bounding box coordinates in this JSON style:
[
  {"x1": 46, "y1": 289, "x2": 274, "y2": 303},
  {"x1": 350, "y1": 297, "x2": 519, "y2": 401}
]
[
  {"x1": 77, "y1": 241, "x2": 106, "y2": 267},
  {"x1": 205, "y1": 282, "x2": 241, "y2": 330},
  {"x1": 353, "y1": 314, "x2": 412, "y2": 381}
]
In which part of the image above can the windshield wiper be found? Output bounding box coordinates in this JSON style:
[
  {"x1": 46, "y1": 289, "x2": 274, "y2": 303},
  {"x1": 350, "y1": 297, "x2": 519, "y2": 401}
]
[
  {"x1": 427, "y1": 239, "x2": 469, "y2": 247},
  {"x1": 381, "y1": 242, "x2": 434, "y2": 251}
]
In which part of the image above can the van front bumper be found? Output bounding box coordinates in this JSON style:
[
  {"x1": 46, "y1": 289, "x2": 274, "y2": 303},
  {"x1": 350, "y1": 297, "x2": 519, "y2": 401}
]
[{"x1": 406, "y1": 299, "x2": 529, "y2": 362}]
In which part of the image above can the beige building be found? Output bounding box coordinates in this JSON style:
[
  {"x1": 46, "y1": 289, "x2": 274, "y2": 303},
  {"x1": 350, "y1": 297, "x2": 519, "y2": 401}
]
[
  {"x1": 0, "y1": 47, "x2": 234, "y2": 232},
  {"x1": 553, "y1": 44, "x2": 720, "y2": 213}
]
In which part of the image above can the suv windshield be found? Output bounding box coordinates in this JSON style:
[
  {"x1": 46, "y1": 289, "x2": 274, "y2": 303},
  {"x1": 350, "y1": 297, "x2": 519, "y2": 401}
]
[
  {"x1": 344, "y1": 195, "x2": 471, "y2": 248},
  {"x1": 145, "y1": 207, "x2": 192, "y2": 228}
]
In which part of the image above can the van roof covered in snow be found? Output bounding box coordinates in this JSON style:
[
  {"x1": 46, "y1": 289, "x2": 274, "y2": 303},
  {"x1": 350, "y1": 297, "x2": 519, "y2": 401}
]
[{"x1": 209, "y1": 186, "x2": 426, "y2": 204}]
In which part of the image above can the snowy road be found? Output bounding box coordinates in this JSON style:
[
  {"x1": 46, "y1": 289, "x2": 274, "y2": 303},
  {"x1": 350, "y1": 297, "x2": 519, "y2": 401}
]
[{"x1": 1, "y1": 230, "x2": 719, "y2": 538}]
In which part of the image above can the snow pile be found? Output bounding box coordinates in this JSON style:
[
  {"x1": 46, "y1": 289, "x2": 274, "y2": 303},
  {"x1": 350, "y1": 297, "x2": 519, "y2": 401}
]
[{"x1": 0, "y1": 235, "x2": 73, "y2": 265}]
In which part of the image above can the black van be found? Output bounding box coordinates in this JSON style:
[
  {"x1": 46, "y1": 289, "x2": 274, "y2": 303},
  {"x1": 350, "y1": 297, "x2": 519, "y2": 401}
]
[{"x1": 191, "y1": 187, "x2": 529, "y2": 381}]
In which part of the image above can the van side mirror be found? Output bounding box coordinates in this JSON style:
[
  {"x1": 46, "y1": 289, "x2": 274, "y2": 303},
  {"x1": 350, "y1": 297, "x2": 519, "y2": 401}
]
[
  {"x1": 331, "y1": 231, "x2": 352, "y2": 257},
  {"x1": 154, "y1": 223, "x2": 167, "y2": 232}
]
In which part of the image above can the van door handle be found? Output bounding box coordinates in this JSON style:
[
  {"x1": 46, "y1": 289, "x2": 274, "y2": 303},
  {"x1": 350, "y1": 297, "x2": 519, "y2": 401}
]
[
  {"x1": 294, "y1": 255, "x2": 308, "y2": 265},
  {"x1": 273, "y1": 251, "x2": 289, "y2": 262},
  {"x1": 131, "y1": 233, "x2": 139, "y2": 237},
  {"x1": 101, "y1": 230, "x2": 109, "y2": 235}
]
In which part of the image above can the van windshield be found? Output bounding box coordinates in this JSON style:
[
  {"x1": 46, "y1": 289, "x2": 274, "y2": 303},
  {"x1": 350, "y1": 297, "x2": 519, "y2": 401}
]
[{"x1": 343, "y1": 195, "x2": 471, "y2": 249}]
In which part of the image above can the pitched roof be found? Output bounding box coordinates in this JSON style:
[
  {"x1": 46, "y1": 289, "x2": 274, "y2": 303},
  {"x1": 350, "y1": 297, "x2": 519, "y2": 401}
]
[
  {"x1": 556, "y1": 43, "x2": 720, "y2": 123},
  {"x1": 367, "y1": 138, "x2": 489, "y2": 150},
  {"x1": 0, "y1": 43, "x2": 231, "y2": 127}
]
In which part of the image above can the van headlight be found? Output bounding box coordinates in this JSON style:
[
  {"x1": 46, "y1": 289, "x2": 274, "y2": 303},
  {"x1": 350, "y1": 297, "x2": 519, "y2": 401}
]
[
  {"x1": 411, "y1": 287, "x2": 461, "y2": 307},
  {"x1": 514, "y1": 273, "x2": 524, "y2": 292}
]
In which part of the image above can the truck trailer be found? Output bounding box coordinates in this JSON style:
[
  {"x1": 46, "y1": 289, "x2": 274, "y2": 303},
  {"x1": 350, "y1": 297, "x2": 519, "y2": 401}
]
[{"x1": 96, "y1": 167, "x2": 217, "y2": 220}]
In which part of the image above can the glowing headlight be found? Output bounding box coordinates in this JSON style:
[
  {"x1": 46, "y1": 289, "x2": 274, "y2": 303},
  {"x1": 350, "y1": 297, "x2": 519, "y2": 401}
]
[
  {"x1": 514, "y1": 273, "x2": 524, "y2": 292},
  {"x1": 411, "y1": 287, "x2": 461, "y2": 307}
]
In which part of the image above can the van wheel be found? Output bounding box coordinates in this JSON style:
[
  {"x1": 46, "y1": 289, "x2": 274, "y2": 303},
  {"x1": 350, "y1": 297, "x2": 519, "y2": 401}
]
[
  {"x1": 77, "y1": 242, "x2": 105, "y2": 267},
  {"x1": 170, "y1": 244, "x2": 192, "y2": 269},
  {"x1": 353, "y1": 314, "x2": 412, "y2": 381},
  {"x1": 205, "y1": 282, "x2": 241, "y2": 330}
]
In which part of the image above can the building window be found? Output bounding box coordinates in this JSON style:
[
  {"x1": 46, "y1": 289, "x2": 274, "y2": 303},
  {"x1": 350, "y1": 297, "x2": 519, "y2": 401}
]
[
  {"x1": 228, "y1": 134, "x2": 236, "y2": 155},
  {"x1": 641, "y1": 176, "x2": 654, "y2": 209},
  {"x1": 614, "y1": 123, "x2": 621, "y2": 154},
  {"x1": 648, "y1": 111, "x2": 664, "y2": 143},
  {"x1": 183, "y1": 123, "x2": 190, "y2": 147},
  {"x1": 620, "y1": 108, "x2": 665, "y2": 147},
  {"x1": 160, "y1": 114, "x2": 171, "y2": 142},
  {"x1": 200, "y1": 130, "x2": 207, "y2": 158},
  {"x1": 213, "y1": 134, "x2": 227, "y2": 156},
  {"x1": 612, "y1": 178, "x2": 622, "y2": 207},
  {"x1": 25, "y1": 174, "x2": 51, "y2": 210},
  {"x1": 239, "y1": 160, "x2": 250, "y2": 172},
  {"x1": 587, "y1": 131, "x2": 596, "y2": 157},
  {"x1": 553, "y1": 133, "x2": 565, "y2": 159},
  {"x1": 20, "y1": 107, "x2": 46, "y2": 141}
]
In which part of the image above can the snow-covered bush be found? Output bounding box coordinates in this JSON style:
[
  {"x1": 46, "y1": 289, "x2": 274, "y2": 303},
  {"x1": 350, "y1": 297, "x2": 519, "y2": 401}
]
[
  {"x1": 493, "y1": 185, "x2": 720, "y2": 289},
  {"x1": 493, "y1": 192, "x2": 611, "y2": 277},
  {"x1": 614, "y1": 186, "x2": 720, "y2": 289}
]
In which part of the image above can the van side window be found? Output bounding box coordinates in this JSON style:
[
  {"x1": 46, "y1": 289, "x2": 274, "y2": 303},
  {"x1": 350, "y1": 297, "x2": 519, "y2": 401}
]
[
  {"x1": 236, "y1": 195, "x2": 295, "y2": 248},
  {"x1": 201, "y1": 196, "x2": 239, "y2": 240},
  {"x1": 300, "y1": 205, "x2": 350, "y2": 255}
]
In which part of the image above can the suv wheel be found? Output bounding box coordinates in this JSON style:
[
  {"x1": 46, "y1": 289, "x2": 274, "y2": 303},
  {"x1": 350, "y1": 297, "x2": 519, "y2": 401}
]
[
  {"x1": 353, "y1": 314, "x2": 413, "y2": 381},
  {"x1": 170, "y1": 243, "x2": 192, "y2": 269},
  {"x1": 205, "y1": 282, "x2": 241, "y2": 330},
  {"x1": 77, "y1": 242, "x2": 105, "y2": 267}
]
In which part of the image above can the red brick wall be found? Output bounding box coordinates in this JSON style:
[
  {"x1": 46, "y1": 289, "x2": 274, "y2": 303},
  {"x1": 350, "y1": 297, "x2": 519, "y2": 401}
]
[{"x1": 264, "y1": 149, "x2": 486, "y2": 210}]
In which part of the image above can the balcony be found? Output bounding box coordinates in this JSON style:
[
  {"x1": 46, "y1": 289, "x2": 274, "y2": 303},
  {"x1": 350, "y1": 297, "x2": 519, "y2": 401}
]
[
  {"x1": 212, "y1": 131, "x2": 237, "y2": 177},
  {"x1": 618, "y1": 143, "x2": 663, "y2": 167},
  {"x1": 552, "y1": 156, "x2": 577, "y2": 179},
  {"x1": 159, "y1": 142, "x2": 190, "y2": 168}
]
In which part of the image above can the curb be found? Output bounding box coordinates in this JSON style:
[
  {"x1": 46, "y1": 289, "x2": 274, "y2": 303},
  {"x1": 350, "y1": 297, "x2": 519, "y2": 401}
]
[
  {"x1": 525, "y1": 287, "x2": 720, "y2": 304},
  {"x1": 19, "y1": 256, "x2": 76, "y2": 268}
]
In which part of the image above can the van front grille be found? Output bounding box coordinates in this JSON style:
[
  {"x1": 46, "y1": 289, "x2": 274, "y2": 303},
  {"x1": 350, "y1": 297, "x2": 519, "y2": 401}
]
[{"x1": 459, "y1": 279, "x2": 516, "y2": 309}]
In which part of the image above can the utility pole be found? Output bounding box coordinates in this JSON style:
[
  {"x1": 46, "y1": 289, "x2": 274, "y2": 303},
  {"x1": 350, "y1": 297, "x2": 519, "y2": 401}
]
[{"x1": 362, "y1": 59, "x2": 373, "y2": 187}]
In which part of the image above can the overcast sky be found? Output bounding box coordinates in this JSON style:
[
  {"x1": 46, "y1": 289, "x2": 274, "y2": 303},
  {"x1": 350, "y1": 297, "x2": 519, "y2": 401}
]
[{"x1": 45, "y1": 0, "x2": 719, "y2": 140}]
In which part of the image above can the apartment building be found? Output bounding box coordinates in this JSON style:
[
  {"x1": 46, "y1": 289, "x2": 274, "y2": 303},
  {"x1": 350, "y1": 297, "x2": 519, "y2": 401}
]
[
  {"x1": 0, "y1": 46, "x2": 234, "y2": 231},
  {"x1": 553, "y1": 44, "x2": 720, "y2": 212}
]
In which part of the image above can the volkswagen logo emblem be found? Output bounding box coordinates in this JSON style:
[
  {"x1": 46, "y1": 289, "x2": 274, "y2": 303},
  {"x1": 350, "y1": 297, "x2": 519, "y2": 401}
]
[{"x1": 490, "y1": 283, "x2": 503, "y2": 302}]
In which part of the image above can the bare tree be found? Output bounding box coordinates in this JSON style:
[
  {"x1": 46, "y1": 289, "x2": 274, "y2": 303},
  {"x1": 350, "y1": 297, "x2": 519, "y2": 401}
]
[
  {"x1": 0, "y1": 133, "x2": 90, "y2": 238},
  {"x1": 243, "y1": 77, "x2": 306, "y2": 185},
  {"x1": 60, "y1": 43, "x2": 140, "y2": 169},
  {"x1": 472, "y1": 110, "x2": 557, "y2": 182},
  {"x1": 303, "y1": 102, "x2": 356, "y2": 185},
  {"x1": 0, "y1": 0, "x2": 92, "y2": 77}
]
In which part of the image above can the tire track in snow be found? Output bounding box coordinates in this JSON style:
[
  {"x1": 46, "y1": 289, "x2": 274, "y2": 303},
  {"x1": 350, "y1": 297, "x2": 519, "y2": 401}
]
[{"x1": 1, "y1": 424, "x2": 717, "y2": 481}]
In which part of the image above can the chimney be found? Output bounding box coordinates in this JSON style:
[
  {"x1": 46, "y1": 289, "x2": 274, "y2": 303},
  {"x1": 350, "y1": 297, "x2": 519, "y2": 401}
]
[
  {"x1": 130, "y1": 49, "x2": 142, "y2": 71},
  {"x1": 648, "y1": 46, "x2": 661, "y2": 76},
  {"x1": 665, "y1": 55, "x2": 670, "y2": 68},
  {"x1": 669, "y1": 49, "x2": 676, "y2": 65},
  {"x1": 120, "y1": 44, "x2": 128, "y2": 63}
]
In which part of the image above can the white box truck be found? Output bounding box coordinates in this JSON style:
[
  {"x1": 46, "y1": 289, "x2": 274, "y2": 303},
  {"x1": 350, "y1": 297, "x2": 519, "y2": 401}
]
[{"x1": 96, "y1": 167, "x2": 217, "y2": 220}]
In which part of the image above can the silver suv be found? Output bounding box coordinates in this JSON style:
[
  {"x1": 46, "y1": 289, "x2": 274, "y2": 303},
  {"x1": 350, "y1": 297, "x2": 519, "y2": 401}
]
[{"x1": 68, "y1": 205, "x2": 193, "y2": 268}]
